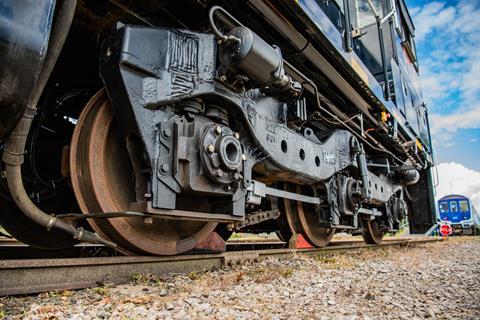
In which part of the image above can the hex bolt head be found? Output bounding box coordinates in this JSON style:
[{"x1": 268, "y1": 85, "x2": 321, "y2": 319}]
[
  {"x1": 207, "y1": 144, "x2": 215, "y2": 153},
  {"x1": 143, "y1": 217, "x2": 153, "y2": 225},
  {"x1": 233, "y1": 172, "x2": 242, "y2": 180},
  {"x1": 234, "y1": 132, "x2": 240, "y2": 139},
  {"x1": 160, "y1": 163, "x2": 169, "y2": 174},
  {"x1": 241, "y1": 154, "x2": 247, "y2": 161},
  {"x1": 163, "y1": 128, "x2": 172, "y2": 138},
  {"x1": 215, "y1": 126, "x2": 222, "y2": 135},
  {"x1": 215, "y1": 169, "x2": 223, "y2": 177}
]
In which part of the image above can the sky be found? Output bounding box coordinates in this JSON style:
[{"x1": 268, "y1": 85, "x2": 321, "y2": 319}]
[
  {"x1": 405, "y1": 0, "x2": 480, "y2": 169},
  {"x1": 405, "y1": 0, "x2": 480, "y2": 208}
]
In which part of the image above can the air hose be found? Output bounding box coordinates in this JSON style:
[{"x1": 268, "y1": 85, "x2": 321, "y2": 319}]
[{"x1": 2, "y1": 0, "x2": 116, "y2": 248}]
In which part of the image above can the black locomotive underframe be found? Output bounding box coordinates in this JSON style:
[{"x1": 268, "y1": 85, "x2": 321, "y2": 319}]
[{"x1": 100, "y1": 25, "x2": 407, "y2": 230}]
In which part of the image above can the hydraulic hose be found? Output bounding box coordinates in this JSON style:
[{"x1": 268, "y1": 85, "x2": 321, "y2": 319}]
[{"x1": 2, "y1": 0, "x2": 116, "y2": 248}]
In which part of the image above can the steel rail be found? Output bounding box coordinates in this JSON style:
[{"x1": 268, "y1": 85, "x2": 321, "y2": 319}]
[{"x1": 0, "y1": 238, "x2": 441, "y2": 296}]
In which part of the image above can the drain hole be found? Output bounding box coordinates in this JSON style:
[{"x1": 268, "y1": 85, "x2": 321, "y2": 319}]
[
  {"x1": 281, "y1": 140, "x2": 287, "y2": 153},
  {"x1": 299, "y1": 149, "x2": 305, "y2": 160}
]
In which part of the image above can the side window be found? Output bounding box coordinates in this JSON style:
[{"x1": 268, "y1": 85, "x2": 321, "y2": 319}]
[
  {"x1": 333, "y1": 0, "x2": 344, "y2": 12},
  {"x1": 439, "y1": 202, "x2": 449, "y2": 213},
  {"x1": 354, "y1": 0, "x2": 383, "y2": 28},
  {"x1": 450, "y1": 201, "x2": 458, "y2": 213},
  {"x1": 459, "y1": 200, "x2": 469, "y2": 213}
]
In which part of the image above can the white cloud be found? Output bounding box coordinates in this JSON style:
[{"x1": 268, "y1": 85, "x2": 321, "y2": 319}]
[
  {"x1": 413, "y1": 2, "x2": 455, "y2": 41},
  {"x1": 435, "y1": 162, "x2": 480, "y2": 210},
  {"x1": 412, "y1": 0, "x2": 480, "y2": 145},
  {"x1": 430, "y1": 108, "x2": 480, "y2": 135}
]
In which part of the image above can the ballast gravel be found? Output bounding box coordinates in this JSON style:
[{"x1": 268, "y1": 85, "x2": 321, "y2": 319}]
[{"x1": 1, "y1": 237, "x2": 479, "y2": 320}]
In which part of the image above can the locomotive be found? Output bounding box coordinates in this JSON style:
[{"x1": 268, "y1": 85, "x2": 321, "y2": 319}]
[{"x1": 0, "y1": 0, "x2": 436, "y2": 255}]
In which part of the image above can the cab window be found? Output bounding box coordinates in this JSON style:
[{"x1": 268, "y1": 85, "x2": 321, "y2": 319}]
[
  {"x1": 355, "y1": 0, "x2": 383, "y2": 28},
  {"x1": 459, "y1": 200, "x2": 469, "y2": 212},
  {"x1": 439, "y1": 202, "x2": 449, "y2": 213},
  {"x1": 450, "y1": 201, "x2": 458, "y2": 213}
]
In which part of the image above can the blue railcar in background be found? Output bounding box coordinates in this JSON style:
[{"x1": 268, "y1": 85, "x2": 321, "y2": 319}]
[{"x1": 438, "y1": 195, "x2": 480, "y2": 235}]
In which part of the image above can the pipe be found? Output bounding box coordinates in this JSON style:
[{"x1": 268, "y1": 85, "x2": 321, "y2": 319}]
[{"x1": 2, "y1": 0, "x2": 115, "y2": 248}]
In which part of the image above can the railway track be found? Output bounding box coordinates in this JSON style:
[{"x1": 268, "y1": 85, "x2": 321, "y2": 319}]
[{"x1": 0, "y1": 237, "x2": 441, "y2": 296}]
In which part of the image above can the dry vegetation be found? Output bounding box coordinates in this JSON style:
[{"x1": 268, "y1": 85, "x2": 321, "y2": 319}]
[{"x1": 0, "y1": 237, "x2": 479, "y2": 319}]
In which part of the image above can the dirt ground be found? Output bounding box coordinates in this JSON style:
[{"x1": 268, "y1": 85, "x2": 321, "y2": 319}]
[{"x1": 1, "y1": 237, "x2": 479, "y2": 320}]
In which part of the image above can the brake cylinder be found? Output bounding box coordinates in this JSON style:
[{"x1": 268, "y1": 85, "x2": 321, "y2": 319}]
[{"x1": 219, "y1": 26, "x2": 287, "y2": 88}]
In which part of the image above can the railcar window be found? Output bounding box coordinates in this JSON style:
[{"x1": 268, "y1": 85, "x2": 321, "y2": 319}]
[
  {"x1": 439, "y1": 202, "x2": 449, "y2": 213},
  {"x1": 450, "y1": 201, "x2": 458, "y2": 213},
  {"x1": 355, "y1": 0, "x2": 383, "y2": 28},
  {"x1": 459, "y1": 200, "x2": 469, "y2": 212}
]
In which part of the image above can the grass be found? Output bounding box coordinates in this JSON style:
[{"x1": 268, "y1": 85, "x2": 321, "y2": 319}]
[
  {"x1": 131, "y1": 273, "x2": 165, "y2": 286},
  {"x1": 92, "y1": 286, "x2": 110, "y2": 296}
]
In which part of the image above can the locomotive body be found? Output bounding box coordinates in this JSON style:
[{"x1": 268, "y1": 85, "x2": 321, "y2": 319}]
[{"x1": 0, "y1": 0, "x2": 436, "y2": 254}]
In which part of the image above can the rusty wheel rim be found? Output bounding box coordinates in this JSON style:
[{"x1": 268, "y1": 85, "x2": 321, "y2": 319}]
[
  {"x1": 279, "y1": 183, "x2": 335, "y2": 247},
  {"x1": 362, "y1": 219, "x2": 384, "y2": 244},
  {"x1": 70, "y1": 89, "x2": 217, "y2": 255}
]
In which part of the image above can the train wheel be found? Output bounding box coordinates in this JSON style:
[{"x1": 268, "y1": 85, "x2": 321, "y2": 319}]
[
  {"x1": 278, "y1": 183, "x2": 335, "y2": 247},
  {"x1": 362, "y1": 219, "x2": 385, "y2": 244},
  {"x1": 69, "y1": 89, "x2": 217, "y2": 255}
]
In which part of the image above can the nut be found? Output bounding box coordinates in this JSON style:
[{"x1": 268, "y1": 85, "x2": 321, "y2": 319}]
[{"x1": 207, "y1": 144, "x2": 215, "y2": 153}]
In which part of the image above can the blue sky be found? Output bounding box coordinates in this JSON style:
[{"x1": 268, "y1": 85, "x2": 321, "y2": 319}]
[{"x1": 405, "y1": 0, "x2": 480, "y2": 170}]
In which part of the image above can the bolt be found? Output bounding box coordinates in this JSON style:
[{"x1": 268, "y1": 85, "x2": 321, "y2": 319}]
[
  {"x1": 225, "y1": 185, "x2": 232, "y2": 191},
  {"x1": 219, "y1": 75, "x2": 227, "y2": 81},
  {"x1": 241, "y1": 154, "x2": 247, "y2": 161},
  {"x1": 215, "y1": 126, "x2": 222, "y2": 135},
  {"x1": 207, "y1": 144, "x2": 215, "y2": 153},
  {"x1": 233, "y1": 172, "x2": 242, "y2": 180},
  {"x1": 215, "y1": 169, "x2": 223, "y2": 177},
  {"x1": 143, "y1": 217, "x2": 153, "y2": 225},
  {"x1": 234, "y1": 132, "x2": 240, "y2": 139},
  {"x1": 160, "y1": 163, "x2": 169, "y2": 174},
  {"x1": 163, "y1": 128, "x2": 171, "y2": 138}
]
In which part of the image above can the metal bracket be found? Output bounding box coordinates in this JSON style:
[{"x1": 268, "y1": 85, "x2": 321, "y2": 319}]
[{"x1": 246, "y1": 180, "x2": 322, "y2": 205}]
